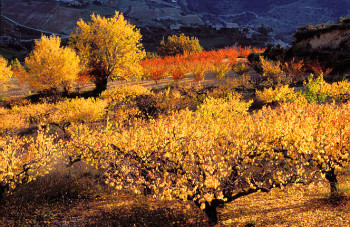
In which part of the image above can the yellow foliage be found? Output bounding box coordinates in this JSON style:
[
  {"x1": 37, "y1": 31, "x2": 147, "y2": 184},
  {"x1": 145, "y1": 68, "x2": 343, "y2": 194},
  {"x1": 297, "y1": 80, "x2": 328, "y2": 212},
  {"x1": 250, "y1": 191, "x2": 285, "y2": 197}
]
[
  {"x1": 325, "y1": 80, "x2": 350, "y2": 100},
  {"x1": 100, "y1": 85, "x2": 152, "y2": 101},
  {"x1": 198, "y1": 92, "x2": 252, "y2": 119},
  {"x1": 0, "y1": 107, "x2": 27, "y2": 133},
  {"x1": 25, "y1": 35, "x2": 80, "y2": 92},
  {"x1": 259, "y1": 56, "x2": 289, "y2": 87},
  {"x1": 69, "y1": 11, "x2": 145, "y2": 92},
  {"x1": 0, "y1": 56, "x2": 13, "y2": 91},
  {"x1": 0, "y1": 128, "x2": 59, "y2": 195},
  {"x1": 158, "y1": 33, "x2": 203, "y2": 57},
  {"x1": 12, "y1": 103, "x2": 55, "y2": 124},
  {"x1": 50, "y1": 98, "x2": 108, "y2": 126},
  {"x1": 58, "y1": 95, "x2": 350, "y2": 222},
  {"x1": 256, "y1": 85, "x2": 307, "y2": 104}
]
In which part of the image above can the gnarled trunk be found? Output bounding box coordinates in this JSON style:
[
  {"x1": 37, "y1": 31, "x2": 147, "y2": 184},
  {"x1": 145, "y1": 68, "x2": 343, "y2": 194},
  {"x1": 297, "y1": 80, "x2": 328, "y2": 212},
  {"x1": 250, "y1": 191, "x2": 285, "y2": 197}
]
[
  {"x1": 195, "y1": 200, "x2": 220, "y2": 226},
  {"x1": 325, "y1": 168, "x2": 338, "y2": 195},
  {"x1": 0, "y1": 184, "x2": 8, "y2": 202},
  {"x1": 93, "y1": 76, "x2": 108, "y2": 95},
  {"x1": 204, "y1": 203, "x2": 219, "y2": 226}
]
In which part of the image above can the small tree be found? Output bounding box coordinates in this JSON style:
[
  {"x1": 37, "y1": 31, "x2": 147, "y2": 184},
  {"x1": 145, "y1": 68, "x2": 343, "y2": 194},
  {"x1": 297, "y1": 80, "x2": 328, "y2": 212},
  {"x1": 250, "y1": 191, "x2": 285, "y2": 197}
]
[
  {"x1": 0, "y1": 56, "x2": 13, "y2": 91},
  {"x1": 10, "y1": 58, "x2": 28, "y2": 86},
  {"x1": 158, "y1": 34, "x2": 203, "y2": 57},
  {"x1": 260, "y1": 56, "x2": 288, "y2": 88},
  {"x1": 69, "y1": 11, "x2": 145, "y2": 94},
  {"x1": 24, "y1": 35, "x2": 80, "y2": 94},
  {"x1": 141, "y1": 58, "x2": 168, "y2": 84}
]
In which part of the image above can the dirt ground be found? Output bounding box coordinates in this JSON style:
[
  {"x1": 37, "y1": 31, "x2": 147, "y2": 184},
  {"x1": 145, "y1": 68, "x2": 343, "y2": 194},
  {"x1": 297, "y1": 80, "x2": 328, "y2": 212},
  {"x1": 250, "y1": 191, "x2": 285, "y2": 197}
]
[
  {"x1": 1, "y1": 173, "x2": 349, "y2": 226},
  {"x1": 2, "y1": 70, "x2": 239, "y2": 98}
]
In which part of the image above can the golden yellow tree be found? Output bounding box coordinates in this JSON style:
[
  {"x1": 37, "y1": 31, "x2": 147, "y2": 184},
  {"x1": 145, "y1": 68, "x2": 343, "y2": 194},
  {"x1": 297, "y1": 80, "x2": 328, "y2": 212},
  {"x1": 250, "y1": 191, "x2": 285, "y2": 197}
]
[
  {"x1": 69, "y1": 11, "x2": 145, "y2": 93},
  {"x1": 158, "y1": 33, "x2": 203, "y2": 57},
  {"x1": 0, "y1": 56, "x2": 13, "y2": 91},
  {"x1": 25, "y1": 35, "x2": 80, "y2": 94}
]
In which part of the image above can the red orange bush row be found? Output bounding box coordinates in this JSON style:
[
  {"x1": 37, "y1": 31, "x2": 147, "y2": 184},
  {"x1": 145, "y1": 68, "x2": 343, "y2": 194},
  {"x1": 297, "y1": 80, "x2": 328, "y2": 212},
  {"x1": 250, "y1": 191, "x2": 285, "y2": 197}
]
[{"x1": 141, "y1": 46, "x2": 265, "y2": 84}]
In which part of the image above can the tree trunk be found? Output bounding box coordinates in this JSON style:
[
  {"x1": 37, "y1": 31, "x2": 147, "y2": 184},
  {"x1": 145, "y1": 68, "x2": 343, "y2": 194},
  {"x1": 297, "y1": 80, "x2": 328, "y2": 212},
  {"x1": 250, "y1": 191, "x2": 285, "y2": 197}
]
[
  {"x1": 203, "y1": 203, "x2": 219, "y2": 226},
  {"x1": 325, "y1": 168, "x2": 338, "y2": 195},
  {"x1": 94, "y1": 76, "x2": 108, "y2": 95},
  {"x1": 0, "y1": 184, "x2": 8, "y2": 202}
]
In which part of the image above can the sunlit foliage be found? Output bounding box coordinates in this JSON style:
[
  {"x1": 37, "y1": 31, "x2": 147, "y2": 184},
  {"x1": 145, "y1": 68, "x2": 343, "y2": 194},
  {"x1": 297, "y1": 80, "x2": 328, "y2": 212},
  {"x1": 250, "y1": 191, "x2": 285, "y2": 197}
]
[
  {"x1": 0, "y1": 56, "x2": 13, "y2": 91},
  {"x1": 50, "y1": 98, "x2": 108, "y2": 128},
  {"x1": 59, "y1": 96, "x2": 350, "y2": 224},
  {"x1": 0, "y1": 128, "x2": 59, "y2": 199},
  {"x1": 69, "y1": 11, "x2": 145, "y2": 93},
  {"x1": 24, "y1": 35, "x2": 80, "y2": 94},
  {"x1": 158, "y1": 33, "x2": 203, "y2": 57}
]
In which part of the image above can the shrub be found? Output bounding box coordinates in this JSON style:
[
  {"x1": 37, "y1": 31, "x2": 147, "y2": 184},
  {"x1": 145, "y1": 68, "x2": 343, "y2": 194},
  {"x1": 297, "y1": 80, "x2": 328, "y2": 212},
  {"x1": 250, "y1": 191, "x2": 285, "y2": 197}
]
[
  {"x1": 233, "y1": 62, "x2": 251, "y2": 77},
  {"x1": 211, "y1": 61, "x2": 231, "y2": 81},
  {"x1": 155, "y1": 87, "x2": 194, "y2": 115},
  {"x1": 303, "y1": 74, "x2": 329, "y2": 103},
  {"x1": 282, "y1": 58, "x2": 306, "y2": 85},
  {"x1": 0, "y1": 107, "x2": 27, "y2": 134},
  {"x1": 140, "y1": 58, "x2": 169, "y2": 84},
  {"x1": 100, "y1": 85, "x2": 152, "y2": 102},
  {"x1": 198, "y1": 92, "x2": 252, "y2": 119},
  {"x1": 256, "y1": 85, "x2": 307, "y2": 104},
  {"x1": 50, "y1": 98, "x2": 108, "y2": 128},
  {"x1": 259, "y1": 56, "x2": 289, "y2": 87},
  {"x1": 12, "y1": 103, "x2": 55, "y2": 125},
  {"x1": 100, "y1": 85, "x2": 154, "y2": 123},
  {"x1": 10, "y1": 58, "x2": 27, "y2": 86},
  {"x1": 324, "y1": 80, "x2": 350, "y2": 101},
  {"x1": 0, "y1": 128, "x2": 59, "y2": 199}
]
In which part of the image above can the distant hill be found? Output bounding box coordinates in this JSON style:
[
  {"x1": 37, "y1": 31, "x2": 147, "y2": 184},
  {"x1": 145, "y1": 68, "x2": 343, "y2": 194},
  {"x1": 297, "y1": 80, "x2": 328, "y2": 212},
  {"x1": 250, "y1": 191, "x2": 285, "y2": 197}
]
[
  {"x1": 184, "y1": 0, "x2": 350, "y2": 41},
  {"x1": 186, "y1": 0, "x2": 349, "y2": 15},
  {"x1": 1, "y1": 0, "x2": 350, "y2": 48}
]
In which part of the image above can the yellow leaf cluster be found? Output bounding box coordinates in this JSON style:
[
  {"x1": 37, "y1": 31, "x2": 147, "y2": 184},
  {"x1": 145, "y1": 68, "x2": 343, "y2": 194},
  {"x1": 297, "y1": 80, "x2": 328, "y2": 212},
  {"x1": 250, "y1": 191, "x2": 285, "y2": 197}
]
[
  {"x1": 25, "y1": 35, "x2": 80, "y2": 92},
  {"x1": 59, "y1": 99, "x2": 350, "y2": 210},
  {"x1": 256, "y1": 85, "x2": 307, "y2": 104},
  {"x1": 50, "y1": 98, "x2": 108, "y2": 126},
  {"x1": 100, "y1": 85, "x2": 152, "y2": 102},
  {"x1": 0, "y1": 107, "x2": 27, "y2": 133},
  {"x1": 69, "y1": 12, "x2": 145, "y2": 83},
  {"x1": 0, "y1": 128, "x2": 59, "y2": 194},
  {"x1": 0, "y1": 56, "x2": 13, "y2": 91}
]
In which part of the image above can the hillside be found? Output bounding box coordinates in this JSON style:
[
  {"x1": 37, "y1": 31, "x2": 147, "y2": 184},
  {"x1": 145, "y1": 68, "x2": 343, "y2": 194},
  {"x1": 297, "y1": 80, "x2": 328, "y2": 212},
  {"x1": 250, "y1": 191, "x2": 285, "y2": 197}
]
[
  {"x1": 1, "y1": 0, "x2": 350, "y2": 46},
  {"x1": 184, "y1": 0, "x2": 350, "y2": 41}
]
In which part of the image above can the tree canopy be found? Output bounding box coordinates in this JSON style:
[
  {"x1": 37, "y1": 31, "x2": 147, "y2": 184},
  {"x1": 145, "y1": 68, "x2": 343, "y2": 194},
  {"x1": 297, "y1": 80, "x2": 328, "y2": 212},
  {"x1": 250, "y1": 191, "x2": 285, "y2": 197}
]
[
  {"x1": 25, "y1": 35, "x2": 80, "y2": 94},
  {"x1": 158, "y1": 33, "x2": 203, "y2": 57},
  {"x1": 0, "y1": 56, "x2": 13, "y2": 91},
  {"x1": 69, "y1": 11, "x2": 145, "y2": 94}
]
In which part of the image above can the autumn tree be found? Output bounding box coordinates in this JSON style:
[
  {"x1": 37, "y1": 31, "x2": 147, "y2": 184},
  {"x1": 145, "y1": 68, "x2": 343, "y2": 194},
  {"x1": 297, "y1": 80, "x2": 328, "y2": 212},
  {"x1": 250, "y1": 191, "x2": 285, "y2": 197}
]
[
  {"x1": 0, "y1": 56, "x2": 13, "y2": 91},
  {"x1": 282, "y1": 58, "x2": 306, "y2": 85},
  {"x1": 259, "y1": 56, "x2": 288, "y2": 88},
  {"x1": 210, "y1": 50, "x2": 232, "y2": 81},
  {"x1": 10, "y1": 58, "x2": 27, "y2": 86},
  {"x1": 158, "y1": 33, "x2": 203, "y2": 57},
  {"x1": 141, "y1": 58, "x2": 169, "y2": 84},
  {"x1": 24, "y1": 35, "x2": 80, "y2": 94},
  {"x1": 69, "y1": 12, "x2": 145, "y2": 94}
]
